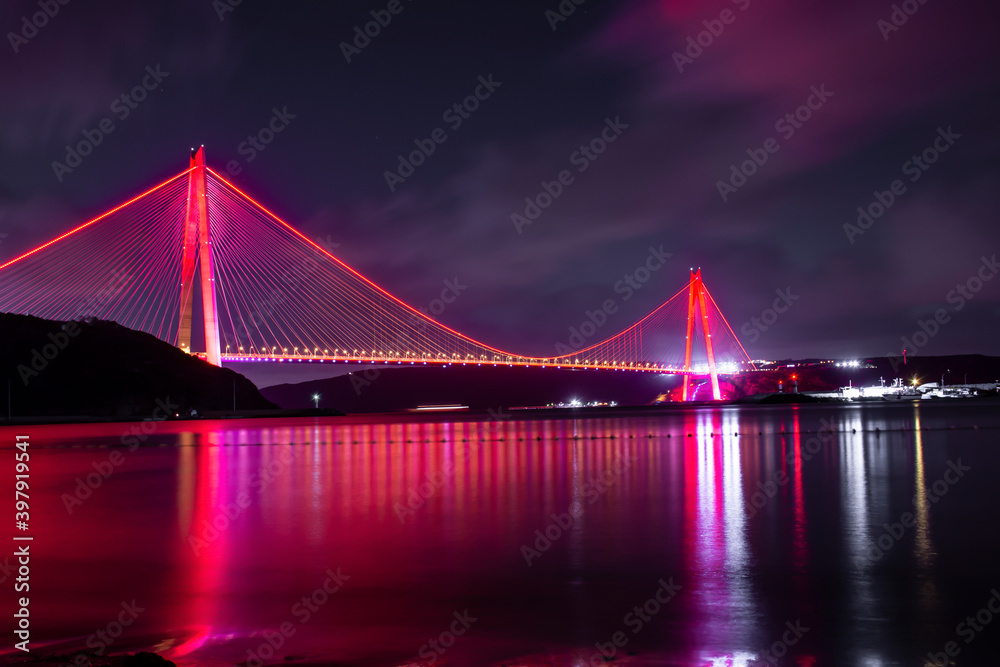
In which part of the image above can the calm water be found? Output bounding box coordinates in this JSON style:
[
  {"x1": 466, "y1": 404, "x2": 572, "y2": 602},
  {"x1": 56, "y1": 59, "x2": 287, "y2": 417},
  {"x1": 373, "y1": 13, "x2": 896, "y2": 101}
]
[{"x1": 3, "y1": 401, "x2": 1000, "y2": 666}]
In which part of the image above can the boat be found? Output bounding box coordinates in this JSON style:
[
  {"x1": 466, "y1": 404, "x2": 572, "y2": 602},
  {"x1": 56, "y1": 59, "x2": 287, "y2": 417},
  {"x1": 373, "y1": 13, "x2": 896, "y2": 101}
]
[{"x1": 883, "y1": 378, "x2": 920, "y2": 400}]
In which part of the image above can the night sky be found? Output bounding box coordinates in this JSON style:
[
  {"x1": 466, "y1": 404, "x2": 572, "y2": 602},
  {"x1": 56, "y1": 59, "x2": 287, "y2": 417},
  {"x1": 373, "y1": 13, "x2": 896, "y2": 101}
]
[{"x1": 2, "y1": 0, "x2": 998, "y2": 362}]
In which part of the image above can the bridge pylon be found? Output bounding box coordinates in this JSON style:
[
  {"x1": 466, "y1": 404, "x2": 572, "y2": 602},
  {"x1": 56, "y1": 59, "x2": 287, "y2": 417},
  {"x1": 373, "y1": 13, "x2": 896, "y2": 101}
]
[
  {"x1": 176, "y1": 147, "x2": 222, "y2": 365},
  {"x1": 682, "y1": 268, "x2": 721, "y2": 401}
]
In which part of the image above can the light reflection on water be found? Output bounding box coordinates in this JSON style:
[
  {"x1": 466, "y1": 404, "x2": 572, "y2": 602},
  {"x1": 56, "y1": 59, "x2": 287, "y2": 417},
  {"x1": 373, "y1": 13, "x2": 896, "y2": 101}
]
[{"x1": 3, "y1": 401, "x2": 999, "y2": 666}]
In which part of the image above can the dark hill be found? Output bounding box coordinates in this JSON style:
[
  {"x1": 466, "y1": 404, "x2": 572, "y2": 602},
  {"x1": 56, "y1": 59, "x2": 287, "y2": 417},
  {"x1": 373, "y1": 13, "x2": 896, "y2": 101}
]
[
  {"x1": 0, "y1": 313, "x2": 276, "y2": 419},
  {"x1": 730, "y1": 354, "x2": 1000, "y2": 396},
  {"x1": 261, "y1": 354, "x2": 1000, "y2": 413}
]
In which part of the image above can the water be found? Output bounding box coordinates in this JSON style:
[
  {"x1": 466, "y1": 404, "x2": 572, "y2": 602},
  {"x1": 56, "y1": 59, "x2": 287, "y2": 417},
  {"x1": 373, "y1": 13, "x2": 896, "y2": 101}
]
[{"x1": 3, "y1": 401, "x2": 1000, "y2": 666}]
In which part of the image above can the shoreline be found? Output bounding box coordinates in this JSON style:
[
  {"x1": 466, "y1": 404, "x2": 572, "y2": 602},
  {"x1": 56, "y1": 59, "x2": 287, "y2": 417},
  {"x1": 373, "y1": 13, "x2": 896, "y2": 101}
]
[{"x1": 1, "y1": 395, "x2": 998, "y2": 429}]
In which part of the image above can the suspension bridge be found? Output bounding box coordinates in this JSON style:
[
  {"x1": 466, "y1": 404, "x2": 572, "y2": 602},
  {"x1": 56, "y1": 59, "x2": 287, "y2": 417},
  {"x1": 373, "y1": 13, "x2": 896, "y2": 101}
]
[{"x1": 0, "y1": 148, "x2": 753, "y2": 400}]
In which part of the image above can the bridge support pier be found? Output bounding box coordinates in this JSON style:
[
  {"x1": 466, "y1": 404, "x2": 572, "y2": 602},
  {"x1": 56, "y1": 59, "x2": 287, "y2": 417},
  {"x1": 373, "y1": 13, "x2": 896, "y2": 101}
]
[
  {"x1": 682, "y1": 268, "x2": 721, "y2": 401},
  {"x1": 176, "y1": 147, "x2": 221, "y2": 366}
]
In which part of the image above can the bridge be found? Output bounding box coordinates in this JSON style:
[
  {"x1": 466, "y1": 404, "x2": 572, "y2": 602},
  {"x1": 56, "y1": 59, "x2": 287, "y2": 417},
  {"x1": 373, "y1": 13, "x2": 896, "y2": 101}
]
[{"x1": 0, "y1": 148, "x2": 753, "y2": 400}]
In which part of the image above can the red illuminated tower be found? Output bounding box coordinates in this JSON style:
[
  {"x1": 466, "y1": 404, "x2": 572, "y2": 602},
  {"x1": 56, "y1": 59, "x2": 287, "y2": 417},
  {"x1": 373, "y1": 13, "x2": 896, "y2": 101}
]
[
  {"x1": 681, "y1": 268, "x2": 721, "y2": 401},
  {"x1": 176, "y1": 147, "x2": 222, "y2": 365}
]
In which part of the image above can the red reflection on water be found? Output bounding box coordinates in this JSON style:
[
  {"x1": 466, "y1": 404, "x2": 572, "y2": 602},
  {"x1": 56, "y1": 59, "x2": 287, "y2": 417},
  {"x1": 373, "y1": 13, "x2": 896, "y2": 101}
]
[
  {"x1": 0, "y1": 410, "x2": 874, "y2": 665},
  {"x1": 683, "y1": 410, "x2": 758, "y2": 656},
  {"x1": 792, "y1": 410, "x2": 807, "y2": 578},
  {"x1": 168, "y1": 440, "x2": 220, "y2": 659}
]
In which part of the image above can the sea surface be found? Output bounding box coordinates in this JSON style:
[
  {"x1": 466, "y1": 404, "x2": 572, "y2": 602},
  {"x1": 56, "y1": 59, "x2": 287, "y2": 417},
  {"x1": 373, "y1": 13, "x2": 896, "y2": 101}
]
[{"x1": 2, "y1": 401, "x2": 1000, "y2": 666}]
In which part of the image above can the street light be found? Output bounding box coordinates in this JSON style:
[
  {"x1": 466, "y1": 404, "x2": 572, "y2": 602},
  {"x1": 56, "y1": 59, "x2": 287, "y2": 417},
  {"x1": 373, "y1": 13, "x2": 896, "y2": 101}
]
[{"x1": 311, "y1": 393, "x2": 321, "y2": 409}]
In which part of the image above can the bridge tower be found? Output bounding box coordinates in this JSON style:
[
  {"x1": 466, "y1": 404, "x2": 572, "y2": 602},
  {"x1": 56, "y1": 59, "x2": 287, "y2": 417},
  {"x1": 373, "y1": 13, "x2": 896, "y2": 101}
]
[
  {"x1": 682, "y1": 268, "x2": 721, "y2": 401},
  {"x1": 176, "y1": 147, "x2": 222, "y2": 366}
]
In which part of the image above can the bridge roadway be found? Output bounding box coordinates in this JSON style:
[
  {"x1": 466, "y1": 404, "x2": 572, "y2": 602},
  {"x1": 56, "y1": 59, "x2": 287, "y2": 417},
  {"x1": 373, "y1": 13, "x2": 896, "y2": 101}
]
[{"x1": 208, "y1": 351, "x2": 746, "y2": 375}]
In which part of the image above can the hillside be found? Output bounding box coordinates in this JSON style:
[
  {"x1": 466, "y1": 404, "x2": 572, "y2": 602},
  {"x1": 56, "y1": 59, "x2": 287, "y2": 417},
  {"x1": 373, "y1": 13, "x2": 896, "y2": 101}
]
[
  {"x1": 262, "y1": 355, "x2": 1000, "y2": 412},
  {"x1": 0, "y1": 313, "x2": 276, "y2": 419},
  {"x1": 261, "y1": 364, "x2": 688, "y2": 412}
]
